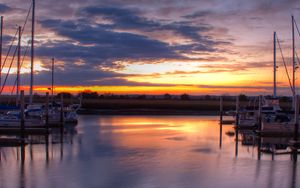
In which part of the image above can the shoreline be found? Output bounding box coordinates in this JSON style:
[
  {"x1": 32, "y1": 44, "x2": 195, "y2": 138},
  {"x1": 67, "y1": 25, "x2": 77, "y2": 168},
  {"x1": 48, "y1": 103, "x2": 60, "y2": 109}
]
[{"x1": 77, "y1": 108, "x2": 222, "y2": 116}]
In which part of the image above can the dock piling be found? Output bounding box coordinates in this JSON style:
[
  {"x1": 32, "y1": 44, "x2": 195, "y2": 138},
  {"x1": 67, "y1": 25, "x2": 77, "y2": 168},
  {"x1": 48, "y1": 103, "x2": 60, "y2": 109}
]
[
  {"x1": 20, "y1": 90, "x2": 25, "y2": 140},
  {"x1": 258, "y1": 95, "x2": 262, "y2": 131},
  {"x1": 45, "y1": 92, "x2": 49, "y2": 131},
  {"x1": 292, "y1": 95, "x2": 299, "y2": 162},
  {"x1": 60, "y1": 94, "x2": 64, "y2": 128},
  {"x1": 219, "y1": 96, "x2": 223, "y2": 148},
  {"x1": 235, "y1": 96, "x2": 239, "y2": 157}
]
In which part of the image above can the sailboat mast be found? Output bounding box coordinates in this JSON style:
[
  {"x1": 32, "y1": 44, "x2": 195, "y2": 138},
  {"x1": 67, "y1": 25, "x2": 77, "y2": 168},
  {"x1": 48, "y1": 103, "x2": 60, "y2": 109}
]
[
  {"x1": 0, "y1": 16, "x2": 3, "y2": 88},
  {"x1": 51, "y1": 58, "x2": 54, "y2": 100},
  {"x1": 29, "y1": 0, "x2": 35, "y2": 104},
  {"x1": 17, "y1": 26, "x2": 21, "y2": 105},
  {"x1": 292, "y1": 15, "x2": 296, "y2": 109},
  {"x1": 274, "y1": 31, "x2": 277, "y2": 97}
]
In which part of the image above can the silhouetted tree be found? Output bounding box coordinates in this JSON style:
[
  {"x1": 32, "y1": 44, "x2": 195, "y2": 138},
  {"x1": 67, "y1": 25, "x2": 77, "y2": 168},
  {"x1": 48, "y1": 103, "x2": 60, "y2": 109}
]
[
  {"x1": 204, "y1": 95, "x2": 211, "y2": 100},
  {"x1": 164, "y1": 93, "x2": 172, "y2": 100},
  {"x1": 180, "y1": 93, "x2": 190, "y2": 100},
  {"x1": 137, "y1": 95, "x2": 146, "y2": 99},
  {"x1": 56, "y1": 92, "x2": 73, "y2": 99},
  {"x1": 239, "y1": 94, "x2": 248, "y2": 101},
  {"x1": 80, "y1": 90, "x2": 98, "y2": 99}
]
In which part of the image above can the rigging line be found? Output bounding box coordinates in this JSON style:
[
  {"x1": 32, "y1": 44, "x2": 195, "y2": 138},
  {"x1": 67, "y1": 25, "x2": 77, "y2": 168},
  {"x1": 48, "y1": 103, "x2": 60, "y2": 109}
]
[
  {"x1": 1, "y1": 2, "x2": 32, "y2": 72},
  {"x1": 294, "y1": 19, "x2": 300, "y2": 38},
  {"x1": 296, "y1": 51, "x2": 300, "y2": 66},
  {"x1": 11, "y1": 43, "x2": 30, "y2": 95},
  {"x1": 0, "y1": 45, "x2": 18, "y2": 95},
  {"x1": 276, "y1": 36, "x2": 294, "y2": 95},
  {"x1": 1, "y1": 29, "x2": 18, "y2": 71},
  {"x1": 21, "y1": 2, "x2": 33, "y2": 36}
]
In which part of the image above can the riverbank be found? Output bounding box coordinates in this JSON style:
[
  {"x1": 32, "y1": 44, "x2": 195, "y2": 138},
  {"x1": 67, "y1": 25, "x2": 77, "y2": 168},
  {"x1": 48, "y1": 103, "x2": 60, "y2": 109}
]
[
  {"x1": 77, "y1": 98, "x2": 292, "y2": 115},
  {"x1": 77, "y1": 108, "x2": 219, "y2": 115}
]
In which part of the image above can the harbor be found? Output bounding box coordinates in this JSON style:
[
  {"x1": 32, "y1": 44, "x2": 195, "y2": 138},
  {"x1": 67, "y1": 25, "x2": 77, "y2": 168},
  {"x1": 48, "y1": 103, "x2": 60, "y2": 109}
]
[
  {"x1": 1, "y1": 0, "x2": 300, "y2": 187},
  {"x1": 0, "y1": 115, "x2": 297, "y2": 188}
]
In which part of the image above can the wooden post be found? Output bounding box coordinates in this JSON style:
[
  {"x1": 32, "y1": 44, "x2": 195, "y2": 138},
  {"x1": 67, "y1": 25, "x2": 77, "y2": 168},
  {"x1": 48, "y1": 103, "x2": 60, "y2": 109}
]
[
  {"x1": 60, "y1": 93, "x2": 64, "y2": 127},
  {"x1": 60, "y1": 93, "x2": 64, "y2": 145},
  {"x1": 294, "y1": 95, "x2": 299, "y2": 141},
  {"x1": 219, "y1": 96, "x2": 223, "y2": 148},
  {"x1": 20, "y1": 90, "x2": 25, "y2": 139},
  {"x1": 45, "y1": 92, "x2": 49, "y2": 131},
  {"x1": 235, "y1": 96, "x2": 239, "y2": 127},
  {"x1": 258, "y1": 96, "x2": 262, "y2": 131},
  {"x1": 293, "y1": 95, "x2": 299, "y2": 162}
]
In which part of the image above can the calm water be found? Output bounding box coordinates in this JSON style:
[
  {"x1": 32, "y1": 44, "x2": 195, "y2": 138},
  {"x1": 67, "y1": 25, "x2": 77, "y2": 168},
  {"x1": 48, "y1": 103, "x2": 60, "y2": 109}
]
[{"x1": 0, "y1": 115, "x2": 298, "y2": 188}]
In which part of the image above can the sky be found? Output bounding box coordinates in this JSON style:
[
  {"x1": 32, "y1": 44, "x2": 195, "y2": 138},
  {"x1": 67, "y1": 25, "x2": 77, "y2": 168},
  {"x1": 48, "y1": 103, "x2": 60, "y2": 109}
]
[{"x1": 1, "y1": 0, "x2": 300, "y2": 96}]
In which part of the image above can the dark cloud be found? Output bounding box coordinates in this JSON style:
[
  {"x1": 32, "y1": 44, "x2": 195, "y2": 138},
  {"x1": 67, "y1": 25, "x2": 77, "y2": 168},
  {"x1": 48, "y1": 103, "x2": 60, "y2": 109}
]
[
  {"x1": 38, "y1": 20, "x2": 181, "y2": 61},
  {"x1": 183, "y1": 10, "x2": 213, "y2": 19},
  {"x1": 37, "y1": 6, "x2": 229, "y2": 74},
  {"x1": 78, "y1": 6, "x2": 226, "y2": 47},
  {"x1": 0, "y1": 3, "x2": 12, "y2": 13}
]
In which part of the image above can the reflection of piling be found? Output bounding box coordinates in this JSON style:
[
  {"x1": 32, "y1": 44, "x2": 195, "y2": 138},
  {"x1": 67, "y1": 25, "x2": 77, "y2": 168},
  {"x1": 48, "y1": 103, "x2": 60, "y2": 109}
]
[
  {"x1": 235, "y1": 127, "x2": 239, "y2": 157},
  {"x1": 257, "y1": 136, "x2": 261, "y2": 160},
  {"x1": 292, "y1": 96, "x2": 299, "y2": 162},
  {"x1": 219, "y1": 96, "x2": 223, "y2": 148},
  {"x1": 45, "y1": 135, "x2": 49, "y2": 163},
  {"x1": 291, "y1": 162, "x2": 297, "y2": 188}
]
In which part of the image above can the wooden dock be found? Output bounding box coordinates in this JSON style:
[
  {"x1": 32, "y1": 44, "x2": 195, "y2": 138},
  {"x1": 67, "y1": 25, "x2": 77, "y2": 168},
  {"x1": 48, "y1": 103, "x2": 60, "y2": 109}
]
[
  {"x1": 0, "y1": 138, "x2": 25, "y2": 147},
  {"x1": 0, "y1": 127, "x2": 49, "y2": 135},
  {"x1": 220, "y1": 120, "x2": 235, "y2": 125}
]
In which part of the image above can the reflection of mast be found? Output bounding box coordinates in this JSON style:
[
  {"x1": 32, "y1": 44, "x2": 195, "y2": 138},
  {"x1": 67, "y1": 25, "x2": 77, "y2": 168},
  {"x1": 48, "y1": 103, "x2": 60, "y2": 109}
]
[
  {"x1": 29, "y1": 0, "x2": 35, "y2": 104},
  {"x1": 274, "y1": 31, "x2": 277, "y2": 97}
]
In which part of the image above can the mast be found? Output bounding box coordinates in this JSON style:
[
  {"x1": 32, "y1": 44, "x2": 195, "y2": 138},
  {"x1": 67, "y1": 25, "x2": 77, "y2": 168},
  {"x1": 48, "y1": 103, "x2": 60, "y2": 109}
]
[
  {"x1": 17, "y1": 26, "x2": 21, "y2": 105},
  {"x1": 29, "y1": 0, "x2": 35, "y2": 104},
  {"x1": 292, "y1": 15, "x2": 296, "y2": 110},
  {"x1": 0, "y1": 16, "x2": 3, "y2": 88},
  {"x1": 51, "y1": 58, "x2": 54, "y2": 100},
  {"x1": 274, "y1": 31, "x2": 277, "y2": 97}
]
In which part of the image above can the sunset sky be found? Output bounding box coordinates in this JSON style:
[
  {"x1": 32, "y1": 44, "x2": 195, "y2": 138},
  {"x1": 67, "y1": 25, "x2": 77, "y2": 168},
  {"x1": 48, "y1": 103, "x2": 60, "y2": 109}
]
[{"x1": 1, "y1": 0, "x2": 300, "y2": 95}]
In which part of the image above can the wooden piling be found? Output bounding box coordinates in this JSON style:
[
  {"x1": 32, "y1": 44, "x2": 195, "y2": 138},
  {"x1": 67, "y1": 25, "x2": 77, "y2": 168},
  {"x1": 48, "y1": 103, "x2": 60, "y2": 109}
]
[
  {"x1": 20, "y1": 90, "x2": 25, "y2": 164},
  {"x1": 219, "y1": 96, "x2": 223, "y2": 148},
  {"x1": 20, "y1": 90, "x2": 25, "y2": 140},
  {"x1": 235, "y1": 96, "x2": 239, "y2": 157},
  {"x1": 235, "y1": 96, "x2": 239, "y2": 127},
  {"x1": 294, "y1": 95, "x2": 299, "y2": 142},
  {"x1": 60, "y1": 94, "x2": 64, "y2": 127},
  {"x1": 258, "y1": 95, "x2": 262, "y2": 131},
  {"x1": 45, "y1": 92, "x2": 49, "y2": 131},
  {"x1": 293, "y1": 95, "x2": 299, "y2": 162},
  {"x1": 60, "y1": 94, "x2": 64, "y2": 144}
]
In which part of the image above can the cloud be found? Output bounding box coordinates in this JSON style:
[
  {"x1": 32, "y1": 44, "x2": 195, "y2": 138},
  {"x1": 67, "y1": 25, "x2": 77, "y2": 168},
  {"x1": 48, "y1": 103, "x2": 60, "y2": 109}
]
[
  {"x1": 0, "y1": 3, "x2": 12, "y2": 13},
  {"x1": 183, "y1": 10, "x2": 213, "y2": 19}
]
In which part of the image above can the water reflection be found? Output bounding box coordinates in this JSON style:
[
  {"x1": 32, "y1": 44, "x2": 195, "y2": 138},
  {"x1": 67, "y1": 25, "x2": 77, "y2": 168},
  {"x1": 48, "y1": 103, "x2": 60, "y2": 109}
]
[{"x1": 0, "y1": 115, "x2": 299, "y2": 188}]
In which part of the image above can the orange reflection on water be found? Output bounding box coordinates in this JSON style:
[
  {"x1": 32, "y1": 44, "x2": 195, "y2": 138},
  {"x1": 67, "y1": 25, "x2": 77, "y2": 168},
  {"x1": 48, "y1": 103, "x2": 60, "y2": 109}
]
[{"x1": 97, "y1": 116, "x2": 222, "y2": 150}]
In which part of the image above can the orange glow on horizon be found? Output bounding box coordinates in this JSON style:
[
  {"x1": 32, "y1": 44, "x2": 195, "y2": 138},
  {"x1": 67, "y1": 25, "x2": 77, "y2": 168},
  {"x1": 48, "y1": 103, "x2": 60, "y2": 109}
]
[{"x1": 32, "y1": 85, "x2": 271, "y2": 95}]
